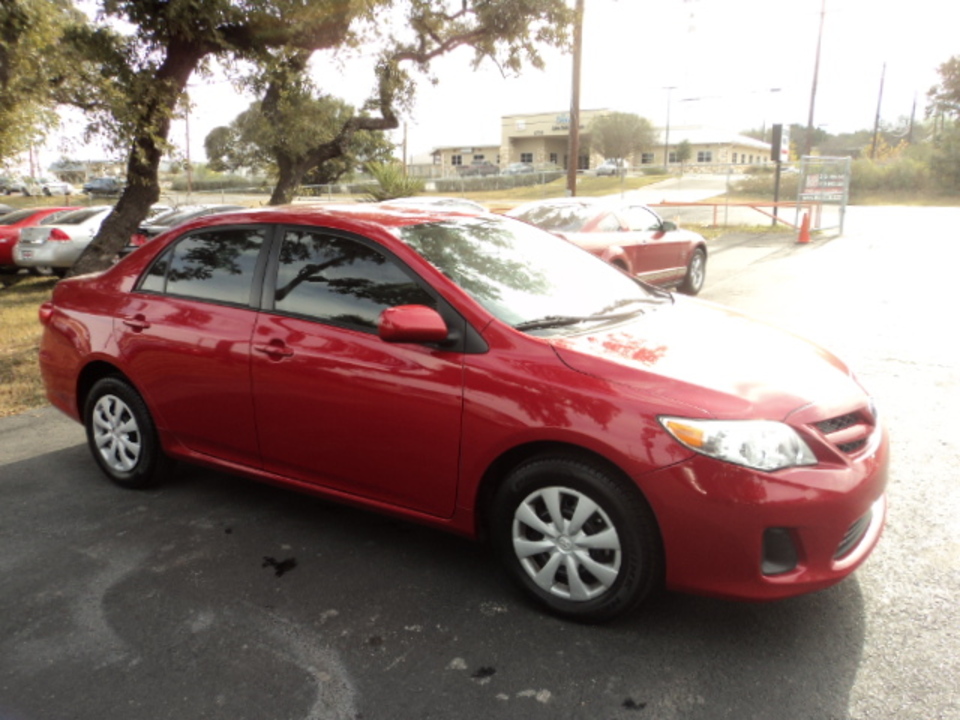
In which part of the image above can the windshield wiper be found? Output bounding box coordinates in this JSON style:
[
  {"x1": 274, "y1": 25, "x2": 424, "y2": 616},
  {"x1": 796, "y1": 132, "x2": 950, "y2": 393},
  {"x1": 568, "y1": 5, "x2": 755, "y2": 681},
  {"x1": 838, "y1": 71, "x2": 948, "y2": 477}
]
[{"x1": 514, "y1": 308, "x2": 645, "y2": 332}]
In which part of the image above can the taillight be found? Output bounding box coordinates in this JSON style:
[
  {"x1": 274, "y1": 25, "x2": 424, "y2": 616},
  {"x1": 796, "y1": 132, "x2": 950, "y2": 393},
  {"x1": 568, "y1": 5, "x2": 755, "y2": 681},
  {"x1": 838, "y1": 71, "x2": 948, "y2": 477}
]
[
  {"x1": 39, "y1": 302, "x2": 54, "y2": 325},
  {"x1": 130, "y1": 233, "x2": 147, "y2": 247},
  {"x1": 48, "y1": 228, "x2": 71, "y2": 241}
]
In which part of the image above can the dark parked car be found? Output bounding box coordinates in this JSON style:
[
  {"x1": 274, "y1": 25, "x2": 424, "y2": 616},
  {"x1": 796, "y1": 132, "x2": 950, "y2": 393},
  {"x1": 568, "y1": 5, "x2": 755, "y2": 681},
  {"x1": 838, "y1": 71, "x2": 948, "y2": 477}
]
[
  {"x1": 39, "y1": 205, "x2": 887, "y2": 622},
  {"x1": 507, "y1": 197, "x2": 708, "y2": 295},
  {"x1": 124, "y1": 204, "x2": 246, "y2": 255},
  {"x1": 82, "y1": 177, "x2": 124, "y2": 196},
  {"x1": 457, "y1": 160, "x2": 499, "y2": 177}
]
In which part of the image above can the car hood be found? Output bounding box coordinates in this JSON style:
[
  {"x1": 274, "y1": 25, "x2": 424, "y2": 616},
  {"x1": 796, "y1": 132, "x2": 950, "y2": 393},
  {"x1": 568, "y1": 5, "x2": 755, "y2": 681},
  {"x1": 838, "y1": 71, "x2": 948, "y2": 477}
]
[{"x1": 549, "y1": 297, "x2": 865, "y2": 421}]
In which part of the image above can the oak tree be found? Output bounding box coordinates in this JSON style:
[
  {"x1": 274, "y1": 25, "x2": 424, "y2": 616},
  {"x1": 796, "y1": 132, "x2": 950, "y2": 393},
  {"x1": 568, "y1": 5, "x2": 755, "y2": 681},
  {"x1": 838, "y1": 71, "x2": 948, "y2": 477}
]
[{"x1": 70, "y1": 0, "x2": 573, "y2": 275}]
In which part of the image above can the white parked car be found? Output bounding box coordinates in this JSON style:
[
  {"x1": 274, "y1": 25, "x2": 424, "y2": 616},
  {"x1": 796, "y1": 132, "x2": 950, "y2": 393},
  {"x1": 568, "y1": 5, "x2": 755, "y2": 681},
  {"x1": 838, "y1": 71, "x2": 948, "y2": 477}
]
[
  {"x1": 37, "y1": 177, "x2": 75, "y2": 196},
  {"x1": 14, "y1": 206, "x2": 113, "y2": 277}
]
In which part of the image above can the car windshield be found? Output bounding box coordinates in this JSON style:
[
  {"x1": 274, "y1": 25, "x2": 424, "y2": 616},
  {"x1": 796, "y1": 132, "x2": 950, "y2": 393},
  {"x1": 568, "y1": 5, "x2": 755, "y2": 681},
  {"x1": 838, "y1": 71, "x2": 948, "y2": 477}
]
[
  {"x1": 511, "y1": 203, "x2": 596, "y2": 232},
  {"x1": 395, "y1": 215, "x2": 666, "y2": 333}
]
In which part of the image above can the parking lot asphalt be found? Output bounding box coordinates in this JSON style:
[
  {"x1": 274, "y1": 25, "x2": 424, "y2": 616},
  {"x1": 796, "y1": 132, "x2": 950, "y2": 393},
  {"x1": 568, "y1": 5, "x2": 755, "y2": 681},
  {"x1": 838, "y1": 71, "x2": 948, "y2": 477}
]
[{"x1": 2, "y1": 208, "x2": 957, "y2": 719}]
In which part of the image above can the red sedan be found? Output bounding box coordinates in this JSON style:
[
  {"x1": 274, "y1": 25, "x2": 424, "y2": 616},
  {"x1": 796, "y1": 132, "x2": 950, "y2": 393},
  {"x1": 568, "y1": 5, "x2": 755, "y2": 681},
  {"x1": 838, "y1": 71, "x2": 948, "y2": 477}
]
[
  {"x1": 38, "y1": 205, "x2": 887, "y2": 621},
  {"x1": 507, "y1": 197, "x2": 708, "y2": 295},
  {"x1": 0, "y1": 206, "x2": 78, "y2": 272}
]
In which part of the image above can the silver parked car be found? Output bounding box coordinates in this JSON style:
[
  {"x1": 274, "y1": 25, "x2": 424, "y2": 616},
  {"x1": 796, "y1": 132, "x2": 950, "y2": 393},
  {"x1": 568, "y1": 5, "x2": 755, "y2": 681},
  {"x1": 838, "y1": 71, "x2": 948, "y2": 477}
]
[{"x1": 14, "y1": 206, "x2": 113, "y2": 277}]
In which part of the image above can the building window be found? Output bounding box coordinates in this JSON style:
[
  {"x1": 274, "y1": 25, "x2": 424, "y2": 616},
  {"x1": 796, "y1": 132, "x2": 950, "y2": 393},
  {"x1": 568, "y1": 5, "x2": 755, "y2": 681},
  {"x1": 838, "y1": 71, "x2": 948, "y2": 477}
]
[
  {"x1": 697, "y1": 151, "x2": 712, "y2": 163},
  {"x1": 520, "y1": 152, "x2": 533, "y2": 163},
  {"x1": 732, "y1": 152, "x2": 738, "y2": 164},
  {"x1": 473, "y1": 154, "x2": 485, "y2": 162},
  {"x1": 641, "y1": 153, "x2": 655, "y2": 165},
  {"x1": 451, "y1": 155, "x2": 463, "y2": 166},
  {"x1": 549, "y1": 153, "x2": 558, "y2": 165},
  {"x1": 668, "y1": 151, "x2": 677, "y2": 163}
]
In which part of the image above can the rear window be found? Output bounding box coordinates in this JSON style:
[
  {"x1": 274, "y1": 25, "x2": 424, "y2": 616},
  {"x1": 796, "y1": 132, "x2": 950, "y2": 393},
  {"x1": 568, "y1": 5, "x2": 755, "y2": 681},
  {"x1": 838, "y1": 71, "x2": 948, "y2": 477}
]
[
  {"x1": 0, "y1": 209, "x2": 40, "y2": 225},
  {"x1": 44, "y1": 207, "x2": 109, "y2": 225}
]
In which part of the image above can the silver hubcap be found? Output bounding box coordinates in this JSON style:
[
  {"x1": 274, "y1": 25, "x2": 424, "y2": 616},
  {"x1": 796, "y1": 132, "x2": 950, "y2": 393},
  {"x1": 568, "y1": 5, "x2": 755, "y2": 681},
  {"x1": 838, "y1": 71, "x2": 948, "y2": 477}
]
[
  {"x1": 689, "y1": 253, "x2": 705, "y2": 289},
  {"x1": 512, "y1": 486, "x2": 622, "y2": 602},
  {"x1": 92, "y1": 394, "x2": 142, "y2": 473}
]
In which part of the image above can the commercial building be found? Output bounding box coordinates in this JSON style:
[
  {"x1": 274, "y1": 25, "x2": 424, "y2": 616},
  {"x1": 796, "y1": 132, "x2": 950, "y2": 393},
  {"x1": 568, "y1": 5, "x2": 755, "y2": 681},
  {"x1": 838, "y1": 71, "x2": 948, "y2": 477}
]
[{"x1": 430, "y1": 110, "x2": 773, "y2": 174}]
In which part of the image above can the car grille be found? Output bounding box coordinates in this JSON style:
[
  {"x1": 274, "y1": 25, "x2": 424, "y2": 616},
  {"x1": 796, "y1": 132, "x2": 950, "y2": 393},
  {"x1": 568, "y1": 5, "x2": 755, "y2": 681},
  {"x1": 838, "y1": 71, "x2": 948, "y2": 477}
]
[
  {"x1": 812, "y1": 405, "x2": 878, "y2": 456},
  {"x1": 835, "y1": 510, "x2": 873, "y2": 559}
]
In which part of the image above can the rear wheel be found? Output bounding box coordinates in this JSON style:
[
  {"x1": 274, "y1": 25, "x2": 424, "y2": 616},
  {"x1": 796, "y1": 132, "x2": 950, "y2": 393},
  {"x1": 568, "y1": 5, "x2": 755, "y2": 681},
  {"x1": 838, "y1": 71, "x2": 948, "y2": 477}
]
[
  {"x1": 83, "y1": 377, "x2": 173, "y2": 489},
  {"x1": 491, "y1": 456, "x2": 662, "y2": 622},
  {"x1": 678, "y1": 248, "x2": 706, "y2": 295}
]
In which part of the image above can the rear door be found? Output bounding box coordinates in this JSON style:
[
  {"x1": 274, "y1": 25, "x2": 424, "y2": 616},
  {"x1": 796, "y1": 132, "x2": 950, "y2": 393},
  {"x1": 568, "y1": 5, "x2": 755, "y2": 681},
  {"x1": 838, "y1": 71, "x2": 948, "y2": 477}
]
[
  {"x1": 117, "y1": 225, "x2": 270, "y2": 467},
  {"x1": 249, "y1": 226, "x2": 465, "y2": 518}
]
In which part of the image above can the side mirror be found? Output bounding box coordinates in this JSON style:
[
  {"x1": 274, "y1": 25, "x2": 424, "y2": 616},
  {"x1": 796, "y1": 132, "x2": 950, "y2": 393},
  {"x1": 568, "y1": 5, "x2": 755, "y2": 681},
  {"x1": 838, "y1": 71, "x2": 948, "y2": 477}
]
[
  {"x1": 379, "y1": 305, "x2": 449, "y2": 344},
  {"x1": 661, "y1": 220, "x2": 678, "y2": 232}
]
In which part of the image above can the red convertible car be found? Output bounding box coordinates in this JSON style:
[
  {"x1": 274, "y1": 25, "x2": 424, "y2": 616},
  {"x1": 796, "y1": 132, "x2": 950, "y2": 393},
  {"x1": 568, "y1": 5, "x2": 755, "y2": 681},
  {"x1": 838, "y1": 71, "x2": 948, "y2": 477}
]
[
  {"x1": 507, "y1": 197, "x2": 708, "y2": 295},
  {"x1": 38, "y1": 205, "x2": 887, "y2": 621}
]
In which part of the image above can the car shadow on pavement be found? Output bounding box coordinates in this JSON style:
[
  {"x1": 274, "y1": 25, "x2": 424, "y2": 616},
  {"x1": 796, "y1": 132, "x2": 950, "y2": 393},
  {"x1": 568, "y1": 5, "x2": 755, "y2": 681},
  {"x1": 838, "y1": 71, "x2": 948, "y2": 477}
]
[{"x1": 1, "y1": 446, "x2": 865, "y2": 720}]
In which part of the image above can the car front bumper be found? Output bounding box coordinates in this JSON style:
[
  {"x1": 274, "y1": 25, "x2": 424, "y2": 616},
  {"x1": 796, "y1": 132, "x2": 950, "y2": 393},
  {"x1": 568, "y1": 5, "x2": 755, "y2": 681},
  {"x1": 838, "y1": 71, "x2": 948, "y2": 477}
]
[{"x1": 637, "y1": 427, "x2": 890, "y2": 601}]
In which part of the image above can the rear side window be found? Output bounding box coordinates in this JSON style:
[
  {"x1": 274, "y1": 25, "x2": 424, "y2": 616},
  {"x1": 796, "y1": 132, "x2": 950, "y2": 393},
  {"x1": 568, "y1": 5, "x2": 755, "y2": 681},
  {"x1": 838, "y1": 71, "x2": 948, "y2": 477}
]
[
  {"x1": 140, "y1": 227, "x2": 267, "y2": 306},
  {"x1": 272, "y1": 228, "x2": 434, "y2": 331}
]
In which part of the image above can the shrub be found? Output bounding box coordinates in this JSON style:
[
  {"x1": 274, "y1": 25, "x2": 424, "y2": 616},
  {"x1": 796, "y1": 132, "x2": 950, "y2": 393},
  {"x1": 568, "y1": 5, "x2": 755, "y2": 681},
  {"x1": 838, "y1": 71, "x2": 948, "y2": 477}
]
[{"x1": 365, "y1": 162, "x2": 425, "y2": 201}]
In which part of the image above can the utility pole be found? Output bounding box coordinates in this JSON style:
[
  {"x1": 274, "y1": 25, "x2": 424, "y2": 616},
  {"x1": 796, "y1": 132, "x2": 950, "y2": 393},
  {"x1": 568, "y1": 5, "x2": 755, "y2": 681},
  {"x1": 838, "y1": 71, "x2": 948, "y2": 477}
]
[
  {"x1": 566, "y1": 0, "x2": 584, "y2": 197},
  {"x1": 663, "y1": 86, "x2": 676, "y2": 170},
  {"x1": 805, "y1": 0, "x2": 826, "y2": 156},
  {"x1": 870, "y1": 62, "x2": 886, "y2": 159}
]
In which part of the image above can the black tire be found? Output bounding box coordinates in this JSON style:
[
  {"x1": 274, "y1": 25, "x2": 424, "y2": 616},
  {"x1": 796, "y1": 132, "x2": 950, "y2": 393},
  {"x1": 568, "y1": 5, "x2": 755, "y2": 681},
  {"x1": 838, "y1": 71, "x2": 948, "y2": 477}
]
[
  {"x1": 31, "y1": 265, "x2": 54, "y2": 277},
  {"x1": 83, "y1": 376, "x2": 173, "y2": 489},
  {"x1": 43, "y1": 187, "x2": 52, "y2": 196},
  {"x1": 491, "y1": 456, "x2": 662, "y2": 622},
  {"x1": 678, "y1": 247, "x2": 706, "y2": 295}
]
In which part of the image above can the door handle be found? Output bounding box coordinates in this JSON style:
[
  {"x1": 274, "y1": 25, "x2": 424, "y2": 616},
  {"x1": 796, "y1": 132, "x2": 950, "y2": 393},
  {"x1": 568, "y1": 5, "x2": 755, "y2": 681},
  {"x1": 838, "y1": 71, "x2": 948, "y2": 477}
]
[
  {"x1": 122, "y1": 314, "x2": 150, "y2": 331},
  {"x1": 253, "y1": 341, "x2": 294, "y2": 359}
]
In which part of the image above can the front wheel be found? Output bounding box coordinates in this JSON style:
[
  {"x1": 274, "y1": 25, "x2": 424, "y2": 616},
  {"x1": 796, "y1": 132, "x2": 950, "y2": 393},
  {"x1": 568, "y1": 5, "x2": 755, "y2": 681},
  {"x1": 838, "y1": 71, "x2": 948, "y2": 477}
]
[
  {"x1": 491, "y1": 456, "x2": 662, "y2": 622},
  {"x1": 678, "y1": 248, "x2": 706, "y2": 295},
  {"x1": 83, "y1": 376, "x2": 173, "y2": 489}
]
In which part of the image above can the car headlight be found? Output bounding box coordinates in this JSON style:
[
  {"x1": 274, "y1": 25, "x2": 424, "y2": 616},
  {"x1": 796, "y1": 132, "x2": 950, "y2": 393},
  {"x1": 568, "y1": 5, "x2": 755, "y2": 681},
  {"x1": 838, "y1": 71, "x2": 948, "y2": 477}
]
[{"x1": 659, "y1": 417, "x2": 817, "y2": 471}]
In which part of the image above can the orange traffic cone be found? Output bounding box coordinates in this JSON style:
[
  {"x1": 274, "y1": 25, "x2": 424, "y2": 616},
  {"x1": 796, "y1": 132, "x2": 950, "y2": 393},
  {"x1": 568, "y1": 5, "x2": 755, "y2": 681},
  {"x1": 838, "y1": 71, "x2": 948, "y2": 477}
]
[{"x1": 797, "y1": 211, "x2": 811, "y2": 244}]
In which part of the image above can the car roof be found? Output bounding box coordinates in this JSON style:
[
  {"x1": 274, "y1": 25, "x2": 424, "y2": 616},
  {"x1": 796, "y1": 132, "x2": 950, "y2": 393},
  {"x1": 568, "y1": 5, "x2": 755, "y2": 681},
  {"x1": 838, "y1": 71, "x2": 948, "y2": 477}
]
[{"x1": 152, "y1": 203, "x2": 476, "y2": 233}]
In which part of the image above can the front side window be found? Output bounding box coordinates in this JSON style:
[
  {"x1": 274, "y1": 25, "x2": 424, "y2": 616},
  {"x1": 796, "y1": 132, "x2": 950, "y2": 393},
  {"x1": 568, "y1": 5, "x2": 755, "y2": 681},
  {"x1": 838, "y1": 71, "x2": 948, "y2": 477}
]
[
  {"x1": 272, "y1": 229, "x2": 434, "y2": 331},
  {"x1": 623, "y1": 206, "x2": 663, "y2": 232},
  {"x1": 140, "y1": 227, "x2": 266, "y2": 305}
]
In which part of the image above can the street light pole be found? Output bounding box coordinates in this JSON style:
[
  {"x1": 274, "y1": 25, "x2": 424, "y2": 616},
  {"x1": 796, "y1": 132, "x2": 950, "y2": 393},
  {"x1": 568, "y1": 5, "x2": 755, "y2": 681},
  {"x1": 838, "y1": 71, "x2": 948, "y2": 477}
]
[{"x1": 805, "y1": 0, "x2": 826, "y2": 156}]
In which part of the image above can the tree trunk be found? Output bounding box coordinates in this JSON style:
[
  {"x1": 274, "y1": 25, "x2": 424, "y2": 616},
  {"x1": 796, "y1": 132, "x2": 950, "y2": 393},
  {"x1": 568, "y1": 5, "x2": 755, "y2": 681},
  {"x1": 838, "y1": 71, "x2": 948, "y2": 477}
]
[
  {"x1": 70, "y1": 40, "x2": 205, "y2": 277},
  {"x1": 269, "y1": 154, "x2": 308, "y2": 205}
]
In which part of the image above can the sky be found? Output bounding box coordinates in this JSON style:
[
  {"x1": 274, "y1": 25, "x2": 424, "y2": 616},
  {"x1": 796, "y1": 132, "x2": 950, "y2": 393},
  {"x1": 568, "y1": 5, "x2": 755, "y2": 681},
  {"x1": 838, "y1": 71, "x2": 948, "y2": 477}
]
[{"x1": 38, "y1": 0, "x2": 960, "y2": 169}]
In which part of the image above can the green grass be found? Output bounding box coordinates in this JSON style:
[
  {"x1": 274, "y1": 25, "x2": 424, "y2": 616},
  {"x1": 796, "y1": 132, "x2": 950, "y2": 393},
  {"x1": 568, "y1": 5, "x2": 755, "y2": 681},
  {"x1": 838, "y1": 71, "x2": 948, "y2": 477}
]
[{"x1": 0, "y1": 274, "x2": 57, "y2": 417}]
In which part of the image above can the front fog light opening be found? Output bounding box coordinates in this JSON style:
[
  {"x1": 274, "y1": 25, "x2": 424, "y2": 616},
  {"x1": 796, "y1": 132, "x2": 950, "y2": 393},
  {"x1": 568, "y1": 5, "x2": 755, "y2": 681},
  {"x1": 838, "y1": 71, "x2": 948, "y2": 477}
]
[{"x1": 762, "y1": 527, "x2": 799, "y2": 576}]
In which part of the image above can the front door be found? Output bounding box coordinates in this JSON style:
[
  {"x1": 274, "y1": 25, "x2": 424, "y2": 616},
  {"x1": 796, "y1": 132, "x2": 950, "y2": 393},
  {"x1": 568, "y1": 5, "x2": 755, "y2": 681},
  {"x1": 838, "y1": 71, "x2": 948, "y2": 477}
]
[{"x1": 250, "y1": 227, "x2": 465, "y2": 518}]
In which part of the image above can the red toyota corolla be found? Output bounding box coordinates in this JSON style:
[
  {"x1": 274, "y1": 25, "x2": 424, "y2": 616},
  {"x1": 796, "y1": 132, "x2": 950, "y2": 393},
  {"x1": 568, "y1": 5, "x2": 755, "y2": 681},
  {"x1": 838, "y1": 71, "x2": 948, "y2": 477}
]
[{"x1": 38, "y1": 204, "x2": 888, "y2": 622}]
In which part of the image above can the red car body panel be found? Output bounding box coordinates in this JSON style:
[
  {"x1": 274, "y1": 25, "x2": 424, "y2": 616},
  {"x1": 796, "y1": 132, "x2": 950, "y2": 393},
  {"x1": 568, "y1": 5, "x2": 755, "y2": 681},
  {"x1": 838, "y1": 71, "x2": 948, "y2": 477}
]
[{"x1": 38, "y1": 204, "x2": 888, "y2": 603}]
